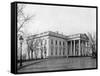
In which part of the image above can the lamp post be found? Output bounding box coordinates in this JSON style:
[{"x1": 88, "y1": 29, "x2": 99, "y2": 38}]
[{"x1": 19, "y1": 35, "x2": 24, "y2": 66}]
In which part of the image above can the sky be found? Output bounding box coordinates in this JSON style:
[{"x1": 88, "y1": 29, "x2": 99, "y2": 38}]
[{"x1": 18, "y1": 3, "x2": 96, "y2": 36}]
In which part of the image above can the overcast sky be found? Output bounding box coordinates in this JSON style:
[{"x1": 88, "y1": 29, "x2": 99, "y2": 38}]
[{"x1": 18, "y1": 4, "x2": 96, "y2": 35}]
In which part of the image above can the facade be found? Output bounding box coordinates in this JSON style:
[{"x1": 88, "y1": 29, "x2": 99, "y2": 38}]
[{"x1": 26, "y1": 31, "x2": 92, "y2": 59}]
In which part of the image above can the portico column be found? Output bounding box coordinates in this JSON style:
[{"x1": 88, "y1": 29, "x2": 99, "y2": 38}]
[
  {"x1": 70, "y1": 41, "x2": 72, "y2": 56},
  {"x1": 74, "y1": 40, "x2": 75, "y2": 56},
  {"x1": 82, "y1": 40, "x2": 83, "y2": 56},
  {"x1": 78, "y1": 39, "x2": 81, "y2": 56},
  {"x1": 84, "y1": 41, "x2": 85, "y2": 56},
  {"x1": 85, "y1": 41, "x2": 88, "y2": 56},
  {"x1": 66, "y1": 42, "x2": 68, "y2": 57},
  {"x1": 83, "y1": 40, "x2": 85, "y2": 56}
]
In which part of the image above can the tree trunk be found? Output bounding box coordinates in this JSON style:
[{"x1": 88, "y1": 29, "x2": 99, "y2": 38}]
[
  {"x1": 44, "y1": 47, "x2": 46, "y2": 58},
  {"x1": 27, "y1": 46, "x2": 30, "y2": 60},
  {"x1": 34, "y1": 51, "x2": 37, "y2": 59},
  {"x1": 41, "y1": 49, "x2": 43, "y2": 59},
  {"x1": 31, "y1": 51, "x2": 33, "y2": 59}
]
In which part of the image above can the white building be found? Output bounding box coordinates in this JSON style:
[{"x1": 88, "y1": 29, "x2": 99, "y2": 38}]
[{"x1": 25, "y1": 31, "x2": 91, "y2": 59}]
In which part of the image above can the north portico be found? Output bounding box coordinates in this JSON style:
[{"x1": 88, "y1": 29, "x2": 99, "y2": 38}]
[{"x1": 67, "y1": 33, "x2": 90, "y2": 57}]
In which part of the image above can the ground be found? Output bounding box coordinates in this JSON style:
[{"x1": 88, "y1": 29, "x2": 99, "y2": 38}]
[{"x1": 18, "y1": 57, "x2": 96, "y2": 73}]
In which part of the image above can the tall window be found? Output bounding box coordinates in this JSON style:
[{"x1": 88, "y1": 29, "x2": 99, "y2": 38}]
[
  {"x1": 55, "y1": 47, "x2": 57, "y2": 55},
  {"x1": 63, "y1": 48, "x2": 65, "y2": 55},
  {"x1": 51, "y1": 39, "x2": 53, "y2": 45},
  {"x1": 63, "y1": 42, "x2": 65, "y2": 47},
  {"x1": 56, "y1": 40, "x2": 57, "y2": 45},
  {"x1": 59, "y1": 47, "x2": 61, "y2": 55},
  {"x1": 59, "y1": 41, "x2": 61, "y2": 46},
  {"x1": 51, "y1": 46, "x2": 53, "y2": 55}
]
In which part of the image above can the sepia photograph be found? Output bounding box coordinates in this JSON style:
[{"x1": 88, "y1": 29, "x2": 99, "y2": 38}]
[{"x1": 12, "y1": 2, "x2": 97, "y2": 74}]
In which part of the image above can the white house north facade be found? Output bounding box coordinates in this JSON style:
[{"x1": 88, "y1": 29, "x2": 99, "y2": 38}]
[{"x1": 24, "y1": 31, "x2": 92, "y2": 59}]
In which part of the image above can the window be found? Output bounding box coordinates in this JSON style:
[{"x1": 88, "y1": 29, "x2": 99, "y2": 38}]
[
  {"x1": 59, "y1": 47, "x2": 61, "y2": 55},
  {"x1": 59, "y1": 41, "x2": 61, "y2": 46},
  {"x1": 55, "y1": 47, "x2": 57, "y2": 55},
  {"x1": 51, "y1": 39, "x2": 53, "y2": 44},
  {"x1": 56, "y1": 40, "x2": 57, "y2": 45},
  {"x1": 51, "y1": 46, "x2": 53, "y2": 55},
  {"x1": 63, "y1": 42, "x2": 65, "y2": 46},
  {"x1": 63, "y1": 48, "x2": 65, "y2": 55}
]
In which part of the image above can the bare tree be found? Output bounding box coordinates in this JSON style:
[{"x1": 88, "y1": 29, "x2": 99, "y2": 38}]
[
  {"x1": 87, "y1": 32, "x2": 96, "y2": 57},
  {"x1": 32, "y1": 39, "x2": 39, "y2": 59},
  {"x1": 27, "y1": 38, "x2": 41, "y2": 60},
  {"x1": 27, "y1": 38, "x2": 47, "y2": 60},
  {"x1": 17, "y1": 4, "x2": 35, "y2": 61},
  {"x1": 17, "y1": 4, "x2": 35, "y2": 33},
  {"x1": 37, "y1": 38, "x2": 47, "y2": 59}
]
